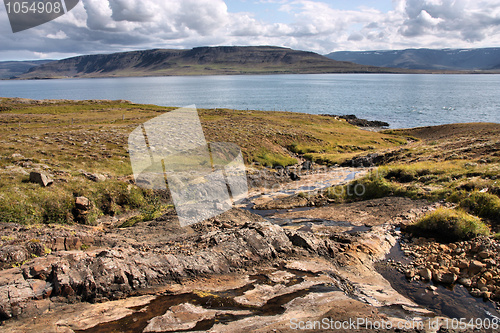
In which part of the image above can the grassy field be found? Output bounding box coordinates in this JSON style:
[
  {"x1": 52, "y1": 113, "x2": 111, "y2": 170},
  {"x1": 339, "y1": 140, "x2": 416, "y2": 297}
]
[
  {"x1": 324, "y1": 123, "x2": 500, "y2": 234},
  {"x1": 0, "y1": 98, "x2": 409, "y2": 225}
]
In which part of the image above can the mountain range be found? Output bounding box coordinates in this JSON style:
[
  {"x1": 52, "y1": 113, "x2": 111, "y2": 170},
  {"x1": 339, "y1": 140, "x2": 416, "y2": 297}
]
[
  {"x1": 10, "y1": 46, "x2": 414, "y2": 79},
  {"x1": 2, "y1": 46, "x2": 499, "y2": 80},
  {"x1": 325, "y1": 48, "x2": 500, "y2": 71}
]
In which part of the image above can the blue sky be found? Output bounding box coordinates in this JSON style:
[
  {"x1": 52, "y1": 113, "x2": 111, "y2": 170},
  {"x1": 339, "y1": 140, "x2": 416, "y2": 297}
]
[
  {"x1": 1, "y1": 0, "x2": 500, "y2": 61},
  {"x1": 225, "y1": 0, "x2": 394, "y2": 20}
]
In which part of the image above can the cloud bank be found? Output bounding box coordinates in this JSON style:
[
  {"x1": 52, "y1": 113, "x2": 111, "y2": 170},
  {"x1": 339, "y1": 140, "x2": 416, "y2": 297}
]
[{"x1": 1, "y1": 0, "x2": 499, "y2": 60}]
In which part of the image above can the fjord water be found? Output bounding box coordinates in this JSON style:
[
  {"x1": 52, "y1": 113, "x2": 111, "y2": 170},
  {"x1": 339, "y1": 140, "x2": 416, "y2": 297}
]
[{"x1": 1, "y1": 74, "x2": 498, "y2": 128}]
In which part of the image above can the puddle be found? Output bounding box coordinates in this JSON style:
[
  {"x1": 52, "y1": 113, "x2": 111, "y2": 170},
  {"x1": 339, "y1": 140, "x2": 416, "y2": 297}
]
[
  {"x1": 375, "y1": 242, "x2": 500, "y2": 321},
  {"x1": 246, "y1": 206, "x2": 315, "y2": 218},
  {"x1": 243, "y1": 168, "x2": 368, "y2": 211},
  {"x1": 270, "y1": 217, "x2": 371, "y2": 235}
]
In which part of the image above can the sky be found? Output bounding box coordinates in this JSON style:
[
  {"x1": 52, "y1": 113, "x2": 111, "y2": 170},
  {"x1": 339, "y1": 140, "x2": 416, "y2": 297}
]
[{"x1": 1, "y1": 0, "x2": 500, "y2": 61}]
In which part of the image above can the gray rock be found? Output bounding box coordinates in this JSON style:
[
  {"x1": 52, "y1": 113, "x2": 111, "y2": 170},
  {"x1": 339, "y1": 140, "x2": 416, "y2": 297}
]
[
  {"x1": 81, "y1": 171, "x2": 107, "y2": 182},
  {"x1": 29, "y1": 172, "x2": 53, "y2": 187},
  {"x1": 0, "y1": 221, "x2": 295, "y2": 319},
  {"x1": 75, "y1": 197, "x2": 90, "y2": 210},
  {"x1": 301, "y1": 161, "x2": 312, "y2": 170}
]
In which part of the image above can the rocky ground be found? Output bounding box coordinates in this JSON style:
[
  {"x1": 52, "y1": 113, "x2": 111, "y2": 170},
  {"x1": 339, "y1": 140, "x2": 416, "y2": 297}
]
[
  {"x1": 3, "y1": 181, "x2": 495, "y2": 332},
  {"x1": 395, "y1": 235, "x2": 500, "y2": 301},
  {"x1": 0, "y1": 204, "x2": 425, "y2": 333},
  {"x1": 1, "y1": 100, "x2": 498, "y2": 332}
]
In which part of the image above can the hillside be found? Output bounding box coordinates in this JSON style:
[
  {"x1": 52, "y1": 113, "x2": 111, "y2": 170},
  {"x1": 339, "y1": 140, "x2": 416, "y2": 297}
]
[
  {"x1": 17, "y1": 46, "x2": 409, "y2": 79},
  {"x1": 326, "y1": 47, "x2": 500, "y2": 71},
  {"x1": 0, "y1": 60, "x2": 53, "y2": 79}
]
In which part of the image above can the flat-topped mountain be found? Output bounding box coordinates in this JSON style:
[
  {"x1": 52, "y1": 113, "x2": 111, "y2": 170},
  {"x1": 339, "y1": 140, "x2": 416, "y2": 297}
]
[
  {"x1": 326, "y1": 48, "x2": 500, "y2": 71},
  {"x1": 17, "y1": 46, "x2": 407, "y2": 79}
]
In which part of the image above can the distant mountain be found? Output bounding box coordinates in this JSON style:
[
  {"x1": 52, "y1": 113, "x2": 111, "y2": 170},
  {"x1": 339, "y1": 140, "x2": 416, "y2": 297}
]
[
  {"x1": 16, "y1": 46, "x2": 411, "y2": 79},
  {"x1": 325, "y1": 48, "x2": 500, "y2": 71},
  {"x1": 0, "y1": 60, "x2": 53, "y2": 79}
]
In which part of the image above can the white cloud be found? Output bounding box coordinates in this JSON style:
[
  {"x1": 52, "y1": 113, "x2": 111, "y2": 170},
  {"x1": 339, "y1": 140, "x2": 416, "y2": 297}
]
[
  {"x1": 46, "y1": 30, "x2": 69, "y2": 39},
  {"x1": 0, "y1": 0, "x2": 500, "y2": 60}
]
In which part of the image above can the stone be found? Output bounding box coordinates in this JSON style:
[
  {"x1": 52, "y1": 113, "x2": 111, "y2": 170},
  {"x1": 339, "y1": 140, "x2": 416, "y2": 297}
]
[
  {"x1": 143, "y1": 303, "x2": 218, "y2": 332},
  {"x1": 301, "y1": 161, "x2": 312, "y2": 170},
  {"x1": 288, "y1": 232, "x2": 326, "y2": 254},
  {"x1": 0, "y1": 218, "x2": 297, "y2": 319},
  {"x1": 52, "y1": 237, "x2": 66, "y2": 251},
  {"x1": 457, "y1": 278, "x2": 472, "y2": 287},
  {"x1": 27, "y1": 279, "x2": 49, "y2": 300},
  {"x1": 405, "y1": 269, "x2": 415, "y2": 279},
  {"x1": 65, "y1": 237, "x2": 82, "y2": 251},
  {"x1": 449, "y1": 267, "x2": 460, "y2": 275},
  {"x1": 440, "y1": 273, "x2": 457, "y2": 285},
  {"x1": 477, "y1": 278, "x2": 487, "y2": 290},
  {"x1": 0, "y1": 245, "x2": 29, "y2": 265},
  {"x1": 290, "y1": 172, "x2": 301, "y2": 181},
  {"x1": 469, "y1": 260, "x2": 485, "y2": 275},
  {"x1": 82, "y1": 172, "x2": 106, "y2": 182},
  {"x1": 478, "y1": 251, "x2": 490, "y2": 259},
  {"x1": 433, "y1": 271, "x2": 457, "y2": 285},
  {"x1": 56, "y1": 295, "x2": 156, "y2": 331},
  {"x1": 29, "y1": 172, "x2": 53, "y2": 187},
  {"x1": 483, "y1": 272, "x2": 493, "y2": 281},
  {"x1": 470, "y1": 289, "x2": 482, "y2": 297},
  {"x1": 419, "y1": 268, "x2": 432, "y2": 281},
  {"x1": 75, "y1": 197, "x2": 90, "y2": 210}
]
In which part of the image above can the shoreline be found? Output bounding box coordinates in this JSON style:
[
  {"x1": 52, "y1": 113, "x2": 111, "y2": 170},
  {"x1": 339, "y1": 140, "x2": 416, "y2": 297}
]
[{"x1": 4, "y1": 69, "x2": 500, "y2": 81}]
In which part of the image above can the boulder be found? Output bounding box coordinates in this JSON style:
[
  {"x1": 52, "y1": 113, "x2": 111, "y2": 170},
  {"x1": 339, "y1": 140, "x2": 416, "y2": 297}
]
[
  {"x1": 29, "y1": 172, "x2": 53, "y2": 187},
  {"x1": 75, "y1": 197, "x2": 90, "y2": 210}
]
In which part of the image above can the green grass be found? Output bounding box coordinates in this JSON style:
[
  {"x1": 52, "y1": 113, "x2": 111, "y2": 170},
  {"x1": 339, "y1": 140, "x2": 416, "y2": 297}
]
[
  {"x1": 0, "y1": 177, "x2": 167, "y2": 225},
  {"x1": 406, "y1": 207, "x2": 490, "y2": 242},
  {"x1": 325, "y1": 160, "x2": 499, "y2": 202},
  {"x1": 326, "y1": 173, "x2": 401, "y2": 202},
  {"x1": 254, "y1": 149, "x2": 297, "y2": 168},
  {"x1": 0, "y1": 98, "x2": 415, "y2": 225},
  {"x1": 459, "y1": 191, "x2": 500, "y2": 224}
]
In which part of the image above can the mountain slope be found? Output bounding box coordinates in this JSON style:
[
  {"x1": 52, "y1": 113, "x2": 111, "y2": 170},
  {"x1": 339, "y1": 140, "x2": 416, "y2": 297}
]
[
  {"x1": 325, "y1": 48, "x2": 500, "y2": 70},
  {"x1": 18, "y1": 46, "x2": 403, "y2": 79},
  {"x1": 0, "y1": 60, "x2": 53, "y2": 79}
]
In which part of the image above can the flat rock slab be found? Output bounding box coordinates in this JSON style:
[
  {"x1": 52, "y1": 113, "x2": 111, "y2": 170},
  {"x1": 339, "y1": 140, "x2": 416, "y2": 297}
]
[{"x1": 56, "y1": 295, "x2": 156, "y2": 331}]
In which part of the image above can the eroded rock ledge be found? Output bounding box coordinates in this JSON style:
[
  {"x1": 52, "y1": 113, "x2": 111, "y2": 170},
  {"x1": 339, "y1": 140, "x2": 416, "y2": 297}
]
[{"x1": 3, "y1": 209, "x2": 388, "y2": 322}]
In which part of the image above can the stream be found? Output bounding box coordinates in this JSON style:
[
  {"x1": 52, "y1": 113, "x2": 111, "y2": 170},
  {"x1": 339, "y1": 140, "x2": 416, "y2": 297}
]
[{"x1": 79, "y1": 167, "x2": 500, "y2": 331}]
